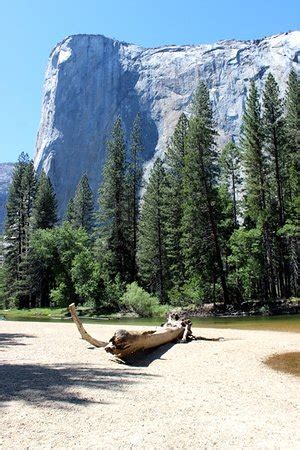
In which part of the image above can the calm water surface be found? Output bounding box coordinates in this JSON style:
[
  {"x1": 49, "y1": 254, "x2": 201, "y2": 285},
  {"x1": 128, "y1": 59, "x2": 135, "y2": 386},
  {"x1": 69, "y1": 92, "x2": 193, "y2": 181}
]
[{"x1": 3, "y1": 314, "x2": 300, "y2": 333}]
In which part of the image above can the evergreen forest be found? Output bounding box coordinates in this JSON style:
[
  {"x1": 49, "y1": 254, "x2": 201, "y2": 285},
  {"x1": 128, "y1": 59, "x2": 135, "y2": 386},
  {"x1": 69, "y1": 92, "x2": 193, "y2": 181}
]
[{"x1": 1, "y1": 71, "x2": 299, "y2": 316}]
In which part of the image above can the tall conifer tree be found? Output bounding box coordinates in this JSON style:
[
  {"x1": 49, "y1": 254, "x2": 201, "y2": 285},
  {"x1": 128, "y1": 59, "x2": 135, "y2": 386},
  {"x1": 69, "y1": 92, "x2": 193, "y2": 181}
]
[
  {"x1": 138, "y1": 158, "x2": 169, "y2": 300},
  {"x1": 242, "y1": 80, "x2": 276, "y2": 299},
  {"x1": 32, "y1": 170, "x2": 57, "y2": 229},
  {"x1": 64, "y1": 198, "x2": 75, "y2": 224},
  {"x1": 165, "y1": 113, "x2": 189, "y2": 286},
  {"x1": 284, "y1": 69, "x2": 299, "y2": 217},
  {"x1": 219, "y1": 140, "x2": 241, "y2": 229},
  {"x1": 262, "y1": 73, "x2": 289, "y2": 296},
  {"x1": 31, "y1": 170, "x2": 57, "y2": 307},
  {"x1": 97, "y1": 117, "x2": 128, "y2": 280},
  {"x1": 126, "y1": 114, "x2": 144, "y2": 280},
  {"x1": 4, "y1": 153, "x2": 36, "y2": 307},
  {"x1": 72, "y1": 174, "x2": 94, "y2": 233},
  {"x1": 282, "y1": 70, "x2": 300, "y2": 296},
  {"x1": 181, "y1": 83, "x2": 229, "y2": 305}
]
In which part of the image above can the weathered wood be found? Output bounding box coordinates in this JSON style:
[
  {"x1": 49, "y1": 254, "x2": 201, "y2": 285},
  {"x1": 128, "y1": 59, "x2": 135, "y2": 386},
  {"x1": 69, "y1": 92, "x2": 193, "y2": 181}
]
[
  {"x1": 68, "y1": 303, "x2": 107, "y2": 348},
  {"x1": 104, "y1": 325, "x2": 185, "y2": 358},
  {"x1": 104, "y1": 313, "x2": 198, "y2": 358},
  {"x1": 68, "y1": 305, "x2": 223, "y2": 359}
]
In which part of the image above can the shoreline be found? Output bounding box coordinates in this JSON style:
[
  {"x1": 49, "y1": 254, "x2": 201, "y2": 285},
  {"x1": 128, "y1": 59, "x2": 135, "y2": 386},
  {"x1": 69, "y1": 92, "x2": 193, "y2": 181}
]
[{"x1": 1, "y1": 309, "x2": 300, "y2": 322}]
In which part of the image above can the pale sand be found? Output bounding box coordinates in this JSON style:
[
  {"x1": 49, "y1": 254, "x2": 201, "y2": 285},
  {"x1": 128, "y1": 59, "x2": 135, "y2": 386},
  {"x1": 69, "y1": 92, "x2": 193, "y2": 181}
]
[{"x1": 0, "y1": 321, "x2": 299, "y2": 450}]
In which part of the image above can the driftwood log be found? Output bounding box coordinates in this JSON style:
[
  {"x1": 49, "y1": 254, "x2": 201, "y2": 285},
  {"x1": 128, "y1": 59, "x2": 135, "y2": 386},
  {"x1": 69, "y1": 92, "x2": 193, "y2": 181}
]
[{"x1": 68, "y1": 303, "x2": 223, "y2": 359}]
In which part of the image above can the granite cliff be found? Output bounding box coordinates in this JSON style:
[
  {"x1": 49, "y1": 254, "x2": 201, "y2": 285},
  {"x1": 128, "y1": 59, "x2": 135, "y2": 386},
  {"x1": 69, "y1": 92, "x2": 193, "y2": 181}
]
[{"x1": 33, "y1": 31, "x2": 299, "y2": 217}]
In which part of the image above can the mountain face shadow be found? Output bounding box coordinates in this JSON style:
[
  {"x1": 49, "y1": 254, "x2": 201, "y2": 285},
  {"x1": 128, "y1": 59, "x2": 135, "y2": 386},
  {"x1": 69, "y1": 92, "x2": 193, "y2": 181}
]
[
  {"x1": 0, "y1": 333, "x2": 36, "y2": 349},
  {"x1": 0, "y1": 363, "x2": 154, "y2": 408}
]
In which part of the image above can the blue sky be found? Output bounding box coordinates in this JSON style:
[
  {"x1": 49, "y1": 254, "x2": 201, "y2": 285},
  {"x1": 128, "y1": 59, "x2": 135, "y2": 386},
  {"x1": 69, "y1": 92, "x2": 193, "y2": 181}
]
[{"x1": 0, "y1": 0, "x2": 298, "y2": 163}]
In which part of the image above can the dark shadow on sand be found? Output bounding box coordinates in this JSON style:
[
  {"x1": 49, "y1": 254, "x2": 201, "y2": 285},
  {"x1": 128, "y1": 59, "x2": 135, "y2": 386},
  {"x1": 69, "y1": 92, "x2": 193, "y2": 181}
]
[
  {"x1": 117, "y1": 342, "x2": 177, "y2": 367},
  {"x1": 117, "y1": 336, "x2": 226, "y2": 367},
  {"x1": 0, "y1": 363, "x2": 155, "y2": 407},
  {"x1": 0, "y1": 333, "x2": 36, "y2": 349}
]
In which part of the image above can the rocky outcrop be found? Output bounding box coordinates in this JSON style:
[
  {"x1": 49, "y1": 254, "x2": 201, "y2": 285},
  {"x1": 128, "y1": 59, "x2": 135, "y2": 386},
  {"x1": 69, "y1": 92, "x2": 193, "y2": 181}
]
[
  {"x1": 0, "y1": 163, "x2": 14, "y2": 233},
  {"x1": 34, "y1": 31, "x2": 300, "y2": 217}
]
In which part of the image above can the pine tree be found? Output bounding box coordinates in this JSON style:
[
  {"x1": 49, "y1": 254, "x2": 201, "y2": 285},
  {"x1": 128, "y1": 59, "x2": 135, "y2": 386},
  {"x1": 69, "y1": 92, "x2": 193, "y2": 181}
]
[
  {"x1": 263, "y1": 73, "x2": 286, "y2": 225},
  {"x1": 97, "y1": 117, "x2": 128, "y2": 280},
  {"x1": 284, "y1": 69, "x2": 299, "y2": 217},
  {"x1": 262, "y1": 73, "x2": 289, "y2": 297},
  {"x1": 241, "y1": 80, "x2": 275, "y2": 300},
  {"x1": 165, "y1": 113, "x2": 189, "y2": 286},
  {"x1": 219, "y1": 140, "x2": 241, "y2": 229},
  {"x1": 242, "y1": 80, "x2": 267, "y2": 220},
  {"x1": 218, "y1": 141, "x2": 242, "y2": 299},
  {"x1": 282, "y1": 70, "x2": 300, "y2": 296},
  {"x1": 30, "y1": 170, "x2": 57, "y2": 307},
  {"x1": 4, "y1": 153, "x2": 36, "y2": 308},
  {"x1": 126, "y1": 114, "x2": 144, "y2": 280},
  {"x1": 32, "y1": 170, "x2": 57, "y2": 229},
  {"x1": 181, "y1": 82, "x2": 229, "y2": 305},
  {"x1": 72, "y1": 174, "x2": 94, "y2": 233},
  {"x1": 138, "y1": 158, "x2": 169, "y2": 300},
  {"x1": 64, "y1": 198, "x2": 76, "y2": 224}
]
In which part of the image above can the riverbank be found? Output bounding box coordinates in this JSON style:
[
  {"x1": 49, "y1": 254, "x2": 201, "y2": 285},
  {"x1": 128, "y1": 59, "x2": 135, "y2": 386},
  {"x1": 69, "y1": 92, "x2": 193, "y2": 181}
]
[
  {"x1": 1, "y1": 320, "x2": 299, "y2": 449},
  {"x1": 1, "y1": 297, "x2": 299, "y2": 322}
]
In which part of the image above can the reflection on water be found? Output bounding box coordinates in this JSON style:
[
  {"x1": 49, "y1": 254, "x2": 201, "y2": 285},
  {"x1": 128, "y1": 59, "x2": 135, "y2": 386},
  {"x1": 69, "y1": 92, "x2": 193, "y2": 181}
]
[
  {"x1": 265, "y1": 352, "x2": 300, "y2": 377},
  {"x1": 4, "y1": 314, "x2": 300, "y2": 332}
]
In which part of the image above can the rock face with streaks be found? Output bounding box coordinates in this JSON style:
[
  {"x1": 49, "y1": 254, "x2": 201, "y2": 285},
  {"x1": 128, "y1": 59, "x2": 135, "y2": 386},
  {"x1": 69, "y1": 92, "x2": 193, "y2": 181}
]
[
  {"x1": 0, "y1": 163, "x2": 14, "y2": 233},
  {"x1": 34, "y1": 31, "x2": 300, "y2": 217}
]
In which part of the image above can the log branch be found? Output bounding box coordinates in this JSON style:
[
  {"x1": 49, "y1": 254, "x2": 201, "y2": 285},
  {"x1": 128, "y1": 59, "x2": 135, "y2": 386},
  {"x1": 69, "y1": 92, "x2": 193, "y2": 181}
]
[{"x1": 68, "y1": 303, "x2": 107, "y2": 348}]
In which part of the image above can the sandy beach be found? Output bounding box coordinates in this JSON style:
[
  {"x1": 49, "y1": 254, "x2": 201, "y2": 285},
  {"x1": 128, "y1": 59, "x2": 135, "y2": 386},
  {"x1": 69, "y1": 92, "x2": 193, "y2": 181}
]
[{"x1": 0, "y1": 320, "x2": 299, "y2": 449}]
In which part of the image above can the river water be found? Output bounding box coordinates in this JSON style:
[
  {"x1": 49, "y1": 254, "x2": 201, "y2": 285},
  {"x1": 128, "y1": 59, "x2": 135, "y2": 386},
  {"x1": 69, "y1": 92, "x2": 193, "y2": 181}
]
[{"x1": 4, "y1": 314, "x2": 300, "y2": 332}]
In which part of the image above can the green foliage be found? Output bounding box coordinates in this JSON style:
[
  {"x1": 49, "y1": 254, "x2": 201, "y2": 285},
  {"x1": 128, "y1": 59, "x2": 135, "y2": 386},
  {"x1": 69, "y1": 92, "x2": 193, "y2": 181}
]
[
  {"x1": 138, "y1": 158, "x2": 169, "y2": 300},
  {"x1": 97, "y1": 117, "x2": 129, "y2": 280},
  {"x1": 49, "y1": 282, "x2": 69, "y2": 307},
  {"x1": 219, "y1": 141, "x2": 241, "y2": 228},
  {"x1": 32, "y1": 170, "x2": 57, "y2": 229},
  {"x1": 71, "y1": 174, "x2": 94, "y2": 233},
  {"x1": 0, "y1": 266, "x2": 6, "y2": 309},
  {"x1": 71, "y1": 250, "x2": 102, "y2": 304},
  {"x1": 0, "y1": 307, "x2": 68, "y2": 319},
  {"x1": 258, "y1": 305, "x2": 270, "y2": 316},
  {"x1": 2, "y1": 73, "x2": 298, "y2": 315},
  {"x1": 4, "y1": 153, "x2": 36, "y2": 308},
  {"x1": 242, "y1": 80, "x2": 266, "y2": 222},
  {"x1": 284, "y1": 69, "x2": 300, "y2": 219},
  {"x1": 102, "y1": 274, "x2": 125, "y2": 312},
  {"x1": 165, "y1": 113, "x2": 189, "y2": 286},
  {"x1": 181, "y1": 82, "x2": 229, "y2": 305},
  {"x1": 31, "y1": 223, "x2": 90, "y2": 307},
  {"x1": 121, "y1": 282, "x2": 168, "y2": 317},
  {"x1": 168, "y1": 275, "x2": 205, "y2": 307},
  {"x1": 126, "y1": 114, "x2": 144, "y2": 280},
  {"x1": 64, "y1": 198, "x2": 76, "y2": 224},
  {"x1": 228, "y1": 227, "x2": 263, "y2": 301}
]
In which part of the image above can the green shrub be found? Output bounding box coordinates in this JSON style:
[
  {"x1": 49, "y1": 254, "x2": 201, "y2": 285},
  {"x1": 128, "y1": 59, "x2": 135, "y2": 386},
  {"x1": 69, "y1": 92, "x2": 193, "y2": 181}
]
[
  {"x1": 49, "y1": 282, "x2": 69, "y2": 307},
  {"x1": 258, "y1": 305, "x2": 270, "y2": 316},
  {"x1": 168, "y1": 276, "x2": 206, "y2": 306},
  {"x1": 121, "y1": 282, "x2": 168, "y2": 317}
]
